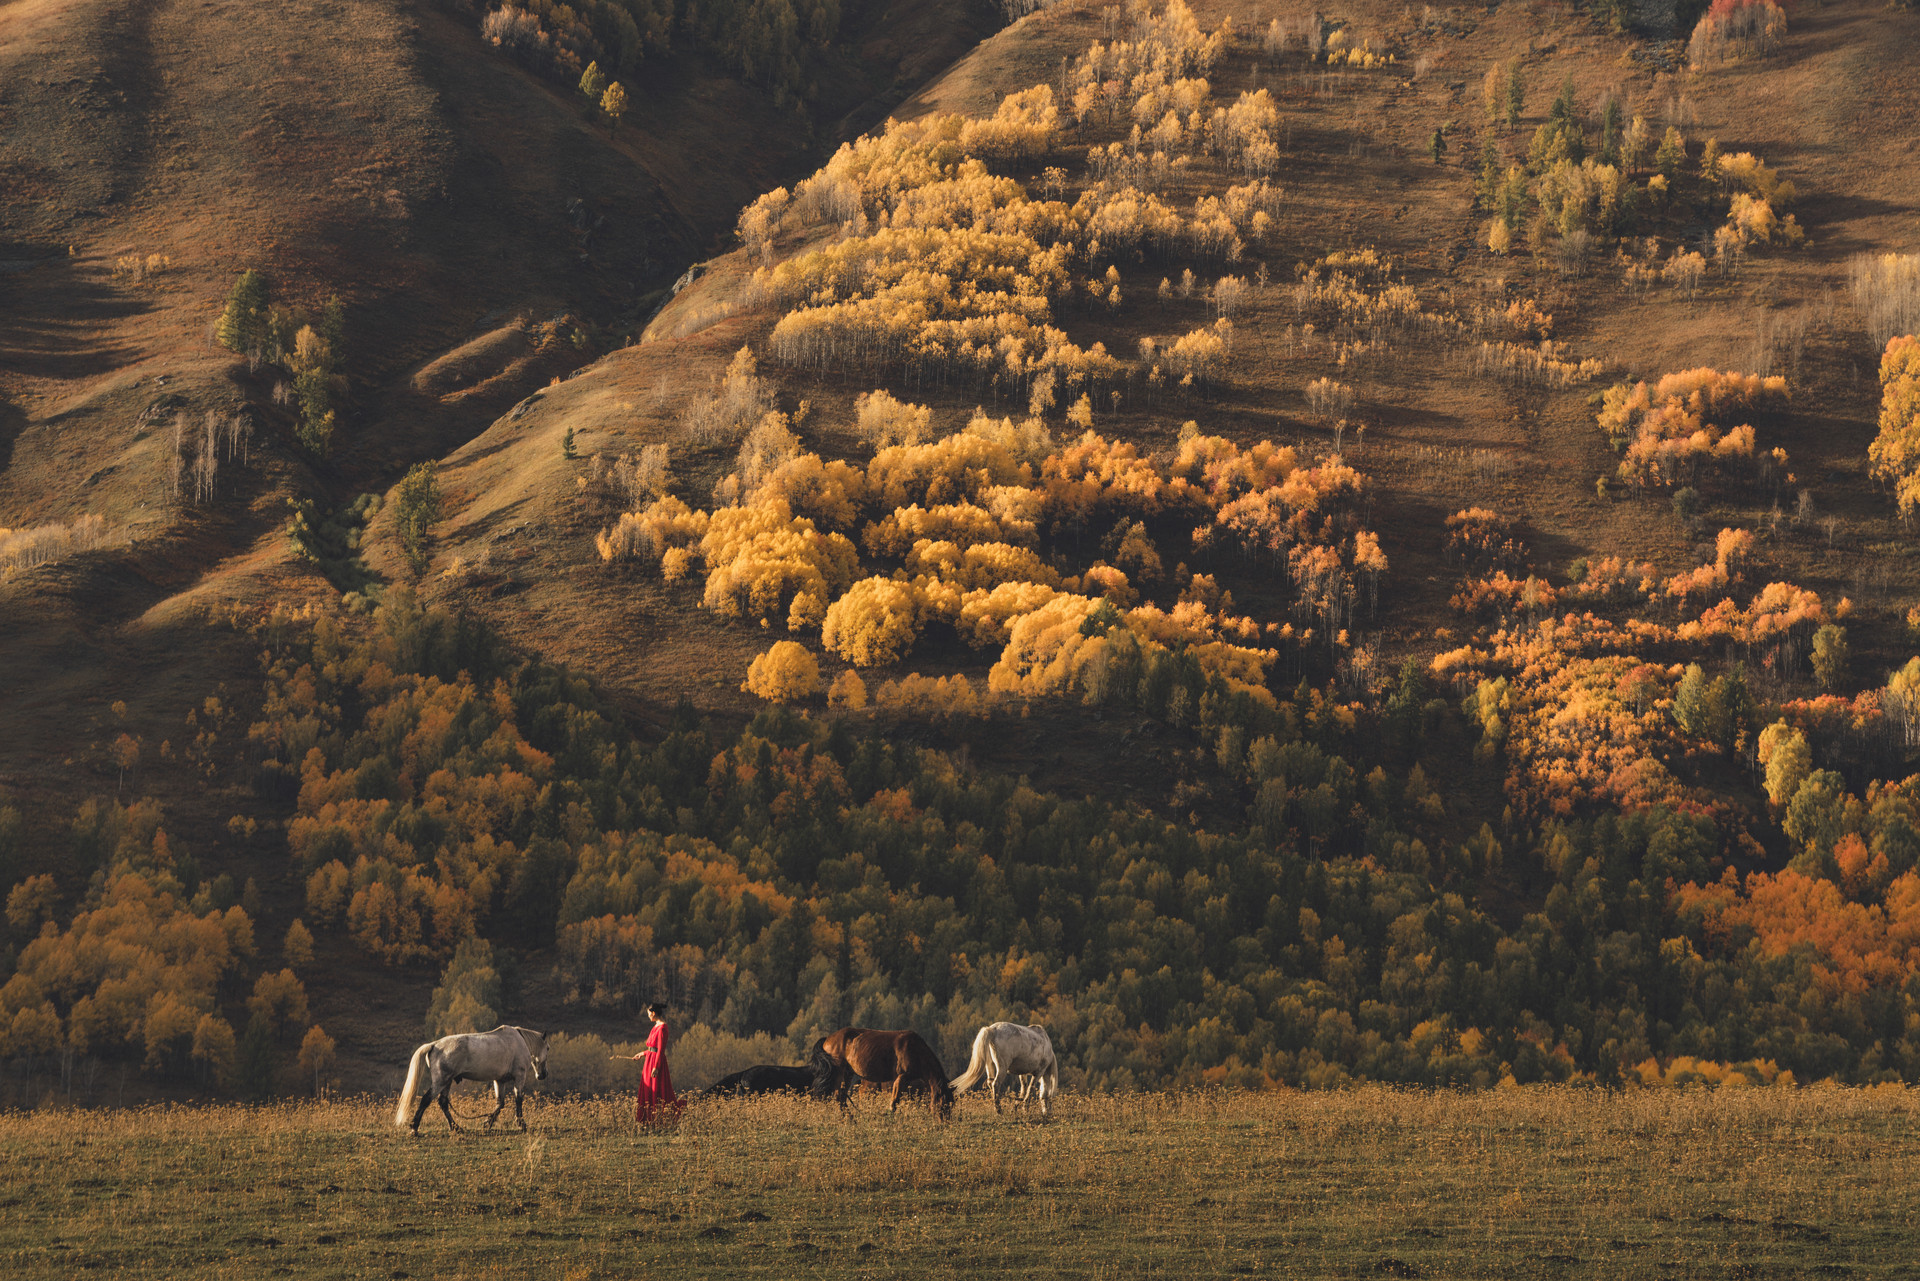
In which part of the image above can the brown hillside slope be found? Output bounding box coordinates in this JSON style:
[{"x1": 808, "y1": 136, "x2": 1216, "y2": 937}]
[
  {"x1": 0, "y1": 0, "x2": 990, "y2": 792},
  {"x1": 410, "y1": 0, "x2": 1920, "y2": 774}
]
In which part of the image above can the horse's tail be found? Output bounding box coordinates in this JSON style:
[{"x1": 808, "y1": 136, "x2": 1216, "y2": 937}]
[
  {"x1": 394, "y1": 1043, "x2": 432, "y2": 1127},
  {"x1": 807, "y1": 1038, "x2": 838, "y2": 1098},
  {"x1": 949, "y1": 1026, "x2": 991, "y2": 1094}
]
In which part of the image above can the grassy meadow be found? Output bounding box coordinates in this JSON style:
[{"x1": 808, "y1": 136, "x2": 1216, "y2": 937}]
[{"x1": 2, "y1": 1086, "x2": 1917, "y2": 1278}]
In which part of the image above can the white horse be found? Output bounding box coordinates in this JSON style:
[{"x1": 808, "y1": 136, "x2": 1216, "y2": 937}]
[
  {"x1": 394, "y1": 1025, "x2": 550, "y2": 1135},
  {"x1": 950, "y1": 1022, "x2": 1059, "y2": 1116}
]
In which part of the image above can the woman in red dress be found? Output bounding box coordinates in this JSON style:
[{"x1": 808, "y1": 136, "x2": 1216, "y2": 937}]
[{"x1": 627, "y1": 1003, "x2": 679, "y2": 1125}]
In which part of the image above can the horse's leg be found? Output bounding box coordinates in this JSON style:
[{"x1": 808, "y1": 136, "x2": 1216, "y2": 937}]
[
  {"x1": 437, "y1": 1082, "x2": 460, "y2": 1134},
  {"x1": 485, "y1": 1080, "x2": 507, "y2": 1130},
  {"x1": 834, "y1": 1066, "x2": 853, "y2": 1115},
  {"x1": 409, "y1": 1052, "x2": 437, "y2": 1133},
  {"x1": 887, "y1": 1075, "x2": 906, "y2": 1114},
  {"x1": 513, "y1": 1083, "x2": 527, "y2": 1132}
]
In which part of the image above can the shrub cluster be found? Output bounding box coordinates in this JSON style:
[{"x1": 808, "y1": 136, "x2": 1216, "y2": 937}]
[{"x1": 1598, "y1": 367, "x2": 1790, "y2": 490}]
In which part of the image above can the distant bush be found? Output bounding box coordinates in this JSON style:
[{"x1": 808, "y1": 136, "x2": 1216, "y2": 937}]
[
  {"x1": 595, "y1": 494, "x2": 708, "y2": 568},
  {"x1": 700, "y1": 501, "x2": 859, "y2": 630},
  {"x1": 215, "y1": 270, "x2": 269, "y2": 359},
  {"x1": 874, "y1": 672, "x2": 987, "y2": 721},
  {"x1": 827, "y1": 668, "x2": 867, "y2": 709},
  {"x1": 957, "y1": 85, "x2": 1060, "y2": 161},
  {"x1": 1688, "y1": 0, "x2": 1787, "y2": 69},
  {"x1": 213, "y1": 271, "x2": 343, "y2": 455},
  {"x1": 821, "y1": 577, "x2": 925, "y2": 666},
  {"x1": 1600, "y1": 367, "x2": 1790, "y2": 490},
  {"x1": 745, "y1": 641, "x2": 822, "y2": 702}
]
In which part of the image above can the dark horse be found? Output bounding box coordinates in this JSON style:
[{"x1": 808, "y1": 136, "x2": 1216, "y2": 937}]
[
  {"x1": 810, "y1": 1027, "x2": 954, "y2": 1119},
  {"x1": 698, "y1": 1064, "x2": 815, "y2": 1098}
]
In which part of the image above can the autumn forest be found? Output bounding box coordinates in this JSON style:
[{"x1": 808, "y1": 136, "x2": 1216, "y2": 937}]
[{"x1": 6, "y1": 0, "x2": 1920, "y2": 1116}]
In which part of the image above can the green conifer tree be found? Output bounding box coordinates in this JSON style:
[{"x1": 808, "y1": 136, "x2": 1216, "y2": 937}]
[
  {"x1": 1656, "y1": 127, "x2": 1685, "y2": 184},
  {"x1": 215, "y1": 270, "x2": 269, "y2": 356},
  {"x1": 397, "y1": 461, "x2": 442, "y2": 577}
]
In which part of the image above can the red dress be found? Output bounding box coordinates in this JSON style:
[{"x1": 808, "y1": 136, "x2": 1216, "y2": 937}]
[{"x1": 634, "y1": 1021, "x2": 680, "y2": 1124}]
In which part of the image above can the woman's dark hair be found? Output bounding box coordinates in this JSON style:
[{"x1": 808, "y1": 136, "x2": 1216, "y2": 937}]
[{"x1": 646, "y1": 1002, "x2": 666, "y2": 1019}]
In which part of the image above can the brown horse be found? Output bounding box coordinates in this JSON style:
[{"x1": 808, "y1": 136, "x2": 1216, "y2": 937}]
[{"x1": 810, "y1": 1027, "x2": 955, "y2": 1119}]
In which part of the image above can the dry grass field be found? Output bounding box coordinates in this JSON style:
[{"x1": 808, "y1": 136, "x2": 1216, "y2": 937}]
[{"x1": 4, "y1": 1086, "x2": 1918, "y2": 1278}]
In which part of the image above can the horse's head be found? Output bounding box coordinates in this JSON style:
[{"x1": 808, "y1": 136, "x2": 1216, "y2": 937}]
[
  {"x1": 933, "y1": 1075, "x2": 956, "y2": 1121},
  {"x1": 520, "y1": 1028, "x2": 550, "y2": 1082}
]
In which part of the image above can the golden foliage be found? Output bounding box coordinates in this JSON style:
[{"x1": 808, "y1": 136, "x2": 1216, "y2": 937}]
[
  {"x1": 955, "y1": 580, "x2": 1068, "y2": 649},
  {"x1": 744, "y1": 641, "x2": 823, "y2": 702},
  {"x1": 699, "y1": 500, "x2": 860, "y2": 630},
  {"x1": 1169, "y1": 429, "x2": 1297, "y2": 505},
  {"x1": 866, "y1": 433, "x2": 1031, "y2": 511},
  {"x1": 874, "y1": 672, "x2": 987, "y2": 720},
  {"x1": 821, "y1": 576, "x2": 926, "y2": 666},
  {"x1": 596, "y1": 496, "x2": 710, "y2": 566},
  {"x1": 1599, "y1": 367, "x2": 1789, "y2": 489},
  {"x1": 827, "y1": 668, "x2": 868, "y2": 709},
  {"x1": 906, "y1": 538, "x2": 1060, "y2": 590},
  {"x1": 854, "y1": 390, "x2": 933, "y2": 450},
  {"x1": 1869, "y1": 336, "x2": 1920, "y2": 519},
  {"x1": 864, "y1": 501, "x2": 1007, "y2": 557},
  {"x1": 751, "y1": 453, "x2": 867, "y2": 530},
  {"x1": 4, "y1": 802, "x2": 255, "y2": 1069}
]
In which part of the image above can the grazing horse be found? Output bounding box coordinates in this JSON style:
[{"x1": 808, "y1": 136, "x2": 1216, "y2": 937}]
[
  {"x1": 697, "y1": 1064, "x2": 816, "y2": 1099},
  {"x1": 393, "y1": 1025, "x2": 550, "y2": 1135},
  {"x1": 810, "y1": 1027, "x2": 954, "y2": 1119},
  {"x1": 950, "y1": 1022, "x2": 1059, "y2": 1116}
]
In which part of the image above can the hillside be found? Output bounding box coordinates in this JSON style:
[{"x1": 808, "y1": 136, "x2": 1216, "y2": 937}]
[
  {"x1": 8, "y1": 0, "x2": 1920, "y2": 1108},
  {"x1": 426, "y1": 0, "x2": 1920, "y2": 763},
  {"x1": 0, "y1": 0, "x2": 990, "y2": 787}
]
